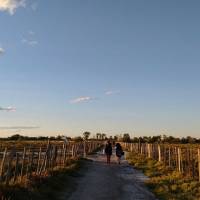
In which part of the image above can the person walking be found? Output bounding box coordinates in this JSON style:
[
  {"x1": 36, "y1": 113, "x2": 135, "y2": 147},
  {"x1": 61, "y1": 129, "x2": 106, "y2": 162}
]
[
  {"x1": 115, "y1": 143, "x2": 124, "y2": 164},
  {"x1": 105, "y1": 140, "x2": 112, "y2": 164}
]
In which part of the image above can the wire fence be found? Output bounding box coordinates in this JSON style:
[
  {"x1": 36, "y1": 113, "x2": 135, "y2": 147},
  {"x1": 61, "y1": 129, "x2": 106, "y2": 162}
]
[
  {"x1": 0, "y1": 140, "x2": 102, "y2": 185},
  {"x1": 122, "y1": 142, "x2": 200, "y2": 181}
]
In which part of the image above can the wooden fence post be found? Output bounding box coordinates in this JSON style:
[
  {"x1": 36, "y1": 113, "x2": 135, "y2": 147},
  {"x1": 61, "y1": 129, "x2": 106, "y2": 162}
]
[
  {"x1": 178, "y1": 148, "x2": 181, "y2": 172},
  {"x1": 84, "y1": 140, "x2": 86, "y2": 158},
  {"x1": 198, "y1": 149, "x2": 200, "y2": 182},
  {"x1": 168, "y1": 146, "x2": 171, "y2": 167},
  {"x1": 20, "y1": 147, "x2": 26, "y2": 182},
  {"x1": 44, "y1": 143, "x2": 50, "y2": 171},
  {"x1": 29, "y1": 149, "x2": 34, "y2": 178},
  {"x1": 71, "y1": 144, "x2": 75, "y2": 158},
  {"x1": 147, "y1": 144, "x2": 151, "y2": 158},
  {"x1": 5, "y1": 148, "x2": 15, "y2": 185},
  {"x1": 158, "y1": 145, "x2": 161, "y2": 162},
  {"x1": 39, "y1": 141, "x2": 50, "y2": 175},
  {"x1": 51, "y1": 145, "x2": 58, "y2": 169},
  {"x1": 25, "y1": 148, "x2": 31, "y2": 179},
  {"x1": 0, "y1": 148, "x2": 7, "y2": 182},
  {"x1": 130, "y1": 143, "x2": 133, "y2": 152},
  {"x1": 36, "y1": 147, "x2": 42, "y2": 175},
  {"x1": 13, "y1": 153, "x2": 19, "y2": 183},
  {"x1": 63, "y1": 143, "x2": 67, "y2": 166}
]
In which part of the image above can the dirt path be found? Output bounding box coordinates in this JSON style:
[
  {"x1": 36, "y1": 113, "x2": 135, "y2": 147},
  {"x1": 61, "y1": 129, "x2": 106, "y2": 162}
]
[{"x1": 66, "y1": 152, "x2": 157, "y2": 200}]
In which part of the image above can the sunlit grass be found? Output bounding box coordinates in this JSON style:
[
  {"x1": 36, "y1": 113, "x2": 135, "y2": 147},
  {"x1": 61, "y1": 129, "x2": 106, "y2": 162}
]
[
  {"x1": 0, "y1": 158, "x2": 86, "y2": 200},
  {"x1": 127, "y1": 152, "x2": 200, "y2": 200}
]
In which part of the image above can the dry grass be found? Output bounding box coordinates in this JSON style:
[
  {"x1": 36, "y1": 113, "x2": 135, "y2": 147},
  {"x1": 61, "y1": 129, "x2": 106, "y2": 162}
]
[
  {"x1": 0, "y1": 158, "x2": 86, "y2": 200},
  {"x1": 127, "y1": 152, "x2": 200, "y2": 200}
]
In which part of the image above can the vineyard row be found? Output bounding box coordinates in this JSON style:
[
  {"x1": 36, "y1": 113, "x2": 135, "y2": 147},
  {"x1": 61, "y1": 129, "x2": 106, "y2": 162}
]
[
  {"x1": 0, "y1": 141, "x2": 102, "y2": 185},
  {"x1": 122, "y1": 142, "x2": 200, "y2": 182}
]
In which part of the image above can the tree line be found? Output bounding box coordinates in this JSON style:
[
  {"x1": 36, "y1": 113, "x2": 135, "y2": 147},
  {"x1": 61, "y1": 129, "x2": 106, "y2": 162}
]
[
  {"x1": 0, "y1": 133, "x2": 200, "y2": 144},
  {"x1": 119, "y1": 134, "x2": 200, "y2": 144}
]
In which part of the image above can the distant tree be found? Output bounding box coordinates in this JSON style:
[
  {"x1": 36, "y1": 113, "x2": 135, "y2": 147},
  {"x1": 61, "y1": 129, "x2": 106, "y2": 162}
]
[
  {"x1": 83, "y1": 131, "x2": 91, "y2": 140},
  {"x1": 196, "y1": 138, "x2": 200, "y2": 143},
  {"x1": 122, "y1": 133, "x2": 131, "y2": 143},
  {"x1": 49, "y1": 136, "x2": 56, "y2": 140},
  {"x1": 96, "y1": 133, "x2": 101, "y2": 140},
  {"x1": 9, "y1": 134, "x2": 23, "y2": 141},
  {"x1": 67, "y1": 137, "x2": 72, "y2": 141},
  {"x1": 138, "y1": 137, "x2": 144, "y2": 143},
  {"x1": 162, "y1": 135, "x2": 175, "y2": 143},
  {"x1": 132, "y1": 137, "x2": 139, "y2": 143},
  {"x1": 114, "y1": 135, "x2": 118, "y2": 141},
  {"x1": 37, "y1": 136, "x2": 49, "y2": 140},
  {"x1": 181, "y1": 137, "x2": 188, "y2": 144},
  {"x1": 186, "y1": 136, "x2": 196, "y2": 144},
  {"x1": 56, "y1": 135, "x2": 64, "y2": 140},
  {"x1": 73, "y1": 136, "x2": 83, "y2": 142},
  {"x1": 174, "y1": 138, "x2": 181, "y2": 143},
  {"x1": 150, "y1": 135, "x2": 162, "y2": 143},
  {"x1": 142, "y1": 136, "x2": 151, "y2": 143},
  {"x1": 102, "y1": 133, "x2": 106, "y2": 140}
]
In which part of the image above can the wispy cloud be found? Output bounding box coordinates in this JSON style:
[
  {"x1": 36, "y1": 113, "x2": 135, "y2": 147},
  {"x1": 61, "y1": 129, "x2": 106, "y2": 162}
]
[
  {"x1": 0, "y1": 106, "x2": 16, "y2": 112},
  {"x1": 0, "y1": 47, "x2": 5, "y2": 55},
  {"x1": 22, "y1": 38, "x2": 38, "y2": 46},
  {"x1": 0, "y1": 126, "x2": 39, "y2": 130},
  {"x1": 70, "y1": 96, "x2": 95, "y2": 104},
  {"x1": 30, "y1": 1, "x2": 37, "y2": 11},
  {"x1": 22, "y1": 30, "x2": 38, "y2": 47},
  {"x1": 28, "y1": 30, "x2": 35, "y2": 35},
  {"x1": 105, "y1": 90, "x2": 120, "y2": 95},
  {"x1": 0, "y1": 0, "x2": 26, "y2": 15}
]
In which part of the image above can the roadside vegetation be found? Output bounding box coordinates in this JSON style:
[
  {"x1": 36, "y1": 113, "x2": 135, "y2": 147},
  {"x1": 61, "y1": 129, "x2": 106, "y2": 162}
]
[
  {"x1": 0, "y1": 131, "x2": 101, "y2": 200},
  {"x1": 127, "y1": 152, "x2": 200, "y2": 200},
  {"x1": 1, "y1": 133, "x2": 200, "y2": 200},
  {"x1": 0, "y1": 158, "x2": 89, "y2": 200}
]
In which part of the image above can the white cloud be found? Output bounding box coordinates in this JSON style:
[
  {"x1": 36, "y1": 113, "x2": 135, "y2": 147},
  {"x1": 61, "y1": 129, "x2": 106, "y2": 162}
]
[
  {"x1": 70, "y1": 96, "x2": 94, "y2": 104},
  {"x1": 28, "y1": 40, "x2": 38, "y2": 46},
  {"x1": 105, "y1": 90, "x2": 120, "y2": 95},
  {"x1": 0, "y1": 0, "x2": 26, "y2": 15},
  {"x1": 22, "y1": 38, "x2": 38, "y2": 46},
  {"x1": 22, "y1": 30, "x2": 38, "y2": 47},
  {"x1": 0, "y1": 106, "x2": 16, "y2": 112},
  {"x1": 0, "y1": 47, "x2": 5, "y2": 54}
]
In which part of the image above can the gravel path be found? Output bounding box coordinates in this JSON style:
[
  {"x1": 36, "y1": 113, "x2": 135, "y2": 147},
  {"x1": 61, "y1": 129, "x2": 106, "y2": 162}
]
[{"x1": 67, "y1": 152, "x2": 157, "y2": 200}]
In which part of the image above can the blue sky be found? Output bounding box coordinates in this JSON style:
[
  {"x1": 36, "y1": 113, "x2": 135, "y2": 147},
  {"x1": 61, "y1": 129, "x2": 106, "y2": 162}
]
[{"x1": 0, "y1": 0, "x2": 200, "y2": 138}]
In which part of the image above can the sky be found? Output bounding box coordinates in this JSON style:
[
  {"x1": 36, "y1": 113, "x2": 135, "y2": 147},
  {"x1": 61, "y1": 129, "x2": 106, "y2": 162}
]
[{"x1": 0, "y1": 0, "x2": 200, "y2": 138}]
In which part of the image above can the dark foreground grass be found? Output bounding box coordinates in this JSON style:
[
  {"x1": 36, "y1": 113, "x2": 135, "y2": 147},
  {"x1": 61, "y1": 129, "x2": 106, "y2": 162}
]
[
  {"x1": 127, "y1": 152, "x2": 200, "y2": 200},
  {"x1": 0, "y1": 158, "x2": 90, "y2": 200}
]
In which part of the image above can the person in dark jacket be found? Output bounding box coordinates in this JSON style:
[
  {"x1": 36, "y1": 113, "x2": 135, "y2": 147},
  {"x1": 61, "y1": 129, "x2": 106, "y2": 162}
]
[
  {"x1": 115, "y1": 143, "x2": 123, "y2": 164},
  {"x1": 105, "y1": 140, "x2": 112, "y2": 164}
]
